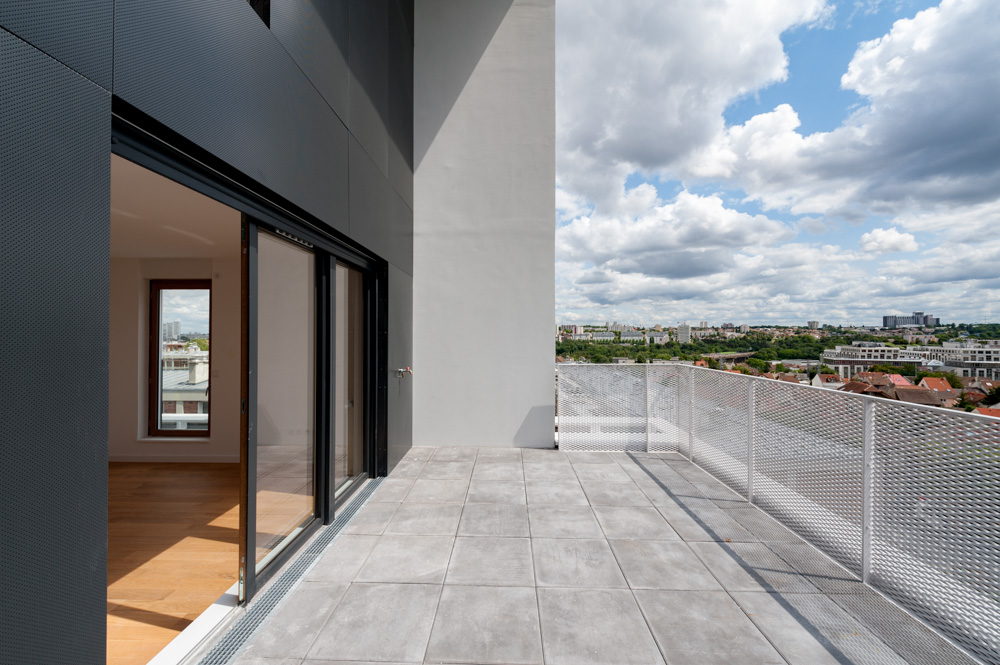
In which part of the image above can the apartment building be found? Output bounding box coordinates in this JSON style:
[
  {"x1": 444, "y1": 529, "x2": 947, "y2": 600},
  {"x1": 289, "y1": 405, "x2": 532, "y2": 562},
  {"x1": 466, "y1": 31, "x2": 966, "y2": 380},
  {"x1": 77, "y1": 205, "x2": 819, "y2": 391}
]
[{"x1": 1, "y1": 2, "x2": 554, "y2": 663}]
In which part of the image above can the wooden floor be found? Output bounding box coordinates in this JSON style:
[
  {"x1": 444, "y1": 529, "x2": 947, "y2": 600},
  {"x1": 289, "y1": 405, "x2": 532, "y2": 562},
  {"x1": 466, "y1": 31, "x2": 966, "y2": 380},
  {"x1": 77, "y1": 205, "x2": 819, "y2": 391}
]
[{"x1": 108, "y1": 462, "x2": 240, "y2": 665}]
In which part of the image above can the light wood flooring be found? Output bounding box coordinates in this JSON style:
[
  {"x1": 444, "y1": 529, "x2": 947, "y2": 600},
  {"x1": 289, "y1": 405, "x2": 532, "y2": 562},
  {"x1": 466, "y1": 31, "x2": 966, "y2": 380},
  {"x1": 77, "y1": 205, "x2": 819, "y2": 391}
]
[{"x1": 108, "y1": 462, "x2": 240, "y2": 665}]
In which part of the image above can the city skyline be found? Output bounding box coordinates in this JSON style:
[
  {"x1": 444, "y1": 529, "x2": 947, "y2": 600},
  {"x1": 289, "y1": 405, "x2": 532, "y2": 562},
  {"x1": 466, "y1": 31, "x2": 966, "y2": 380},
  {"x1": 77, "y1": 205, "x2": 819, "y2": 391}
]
[{"x1": 555, "y1": 0, "x2": 1000, "y2": 326}]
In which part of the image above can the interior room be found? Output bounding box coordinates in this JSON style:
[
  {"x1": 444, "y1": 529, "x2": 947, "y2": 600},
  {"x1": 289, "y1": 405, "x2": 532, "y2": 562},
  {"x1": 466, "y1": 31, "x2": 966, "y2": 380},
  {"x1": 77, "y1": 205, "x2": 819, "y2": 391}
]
[{"x1": 107, "y1": 154, "x2": 242, "y2": 665}]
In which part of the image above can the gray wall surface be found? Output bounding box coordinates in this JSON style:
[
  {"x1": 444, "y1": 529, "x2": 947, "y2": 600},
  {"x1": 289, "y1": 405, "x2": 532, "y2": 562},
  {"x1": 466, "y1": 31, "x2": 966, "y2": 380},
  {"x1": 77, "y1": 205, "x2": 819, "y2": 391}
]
[
  {"x1": 0, "y1": 26, "x2": 111, "y2": 665},
  {"x1": 413, "y1": 0, "x2": 556, "y2": 447}
]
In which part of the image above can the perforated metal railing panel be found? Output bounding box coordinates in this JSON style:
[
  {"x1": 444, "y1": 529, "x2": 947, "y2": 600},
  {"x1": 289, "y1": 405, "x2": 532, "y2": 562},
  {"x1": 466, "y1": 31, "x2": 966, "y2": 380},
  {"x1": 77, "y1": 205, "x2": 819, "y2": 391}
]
[
  {"x1": 647, "y1": 365, "x2": 683, "y2": 453},
  {"x1": 871, "y1": 401, "x2": 1000, "y2": 665},
  {"x1": 557, "y1": 364, "x2": 646, "y2": 451},
  {"x1": 753, "y1": 379, "x2": 865, "y2": 574},
  {"x1": 689, "y1": 369, "x2": 750, "y2": 496}
]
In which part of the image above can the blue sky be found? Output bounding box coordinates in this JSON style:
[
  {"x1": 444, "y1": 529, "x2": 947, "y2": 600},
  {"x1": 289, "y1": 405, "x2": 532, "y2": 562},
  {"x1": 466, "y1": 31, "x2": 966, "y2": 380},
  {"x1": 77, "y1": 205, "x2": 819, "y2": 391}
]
[{"x1": 555, "y1": 0, "x2": 1000, "y2": 327}]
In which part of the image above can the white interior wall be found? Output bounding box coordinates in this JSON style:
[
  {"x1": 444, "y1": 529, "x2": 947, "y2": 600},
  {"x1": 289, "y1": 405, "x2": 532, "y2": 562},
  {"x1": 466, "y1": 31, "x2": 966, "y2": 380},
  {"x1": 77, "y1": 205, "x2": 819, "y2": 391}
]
[
  {"x1": 108, "y1": 257, "x2": 241, "y2": 462},
  {"x1": 413, "y1": 0, "x2": 556, "y2": 447}
]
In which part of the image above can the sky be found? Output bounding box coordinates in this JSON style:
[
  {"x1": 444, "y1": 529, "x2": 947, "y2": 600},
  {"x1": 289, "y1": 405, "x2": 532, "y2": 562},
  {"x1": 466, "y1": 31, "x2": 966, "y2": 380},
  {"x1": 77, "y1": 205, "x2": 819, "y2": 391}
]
[
  {"x1": 162, "y1": 289, "x2": 211, "y2": 335},
  {"x1": 555, "y1": 0, "x2": 1000, "y2": 328}
]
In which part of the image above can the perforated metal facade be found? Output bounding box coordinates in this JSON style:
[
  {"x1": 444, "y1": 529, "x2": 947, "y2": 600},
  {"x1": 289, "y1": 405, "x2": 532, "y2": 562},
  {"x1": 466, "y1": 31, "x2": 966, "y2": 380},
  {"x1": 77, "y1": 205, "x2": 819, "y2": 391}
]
[{"x1": 556, "y1": 363, "x2": 1000, "y2": 665}]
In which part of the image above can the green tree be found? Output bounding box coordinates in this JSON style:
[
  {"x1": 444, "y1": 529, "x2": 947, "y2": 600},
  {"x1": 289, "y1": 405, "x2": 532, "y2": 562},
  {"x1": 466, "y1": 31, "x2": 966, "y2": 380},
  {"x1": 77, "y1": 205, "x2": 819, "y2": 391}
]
[{"x1": 191, "y1": 338, "x2": 210, "y2": 351}]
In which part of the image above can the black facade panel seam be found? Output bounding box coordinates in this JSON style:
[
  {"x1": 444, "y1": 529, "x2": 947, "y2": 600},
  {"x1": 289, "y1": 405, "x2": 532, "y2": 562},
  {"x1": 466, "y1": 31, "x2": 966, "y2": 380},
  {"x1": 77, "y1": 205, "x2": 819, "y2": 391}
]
[
  {"x1": 1, "y1": 27, "x2": 111, "y2": 665},
  {"x1": 0, "y1": 0, "x2": 113, "y2": 89}
]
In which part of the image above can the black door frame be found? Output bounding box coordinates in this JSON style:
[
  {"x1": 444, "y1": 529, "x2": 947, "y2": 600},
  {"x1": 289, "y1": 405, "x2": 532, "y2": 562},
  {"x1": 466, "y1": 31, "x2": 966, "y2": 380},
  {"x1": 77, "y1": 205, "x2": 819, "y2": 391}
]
[{"x1": 111, "y1": 100, "x2": 389, "y2": 603}]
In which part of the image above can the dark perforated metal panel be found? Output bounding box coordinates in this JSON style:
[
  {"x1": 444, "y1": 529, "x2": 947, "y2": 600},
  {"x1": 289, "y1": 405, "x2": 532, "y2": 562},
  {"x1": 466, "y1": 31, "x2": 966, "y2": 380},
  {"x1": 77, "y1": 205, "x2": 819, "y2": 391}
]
[
  {"x1": 0, "y1": 30, "x2": 111, "y2": 665},
  {"x1": 114, "y1": 0, "x2": 350, "y2": 233},
  {"x1": 0, "y1": 0, "x2": 112, "y2": 88}
]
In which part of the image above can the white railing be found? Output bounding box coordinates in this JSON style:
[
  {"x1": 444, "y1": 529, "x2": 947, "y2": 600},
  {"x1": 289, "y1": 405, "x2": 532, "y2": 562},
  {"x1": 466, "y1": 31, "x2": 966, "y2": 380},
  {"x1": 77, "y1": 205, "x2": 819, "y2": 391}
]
[
  {"x1": 556, "y1": 363, "x2": 1000, "y2": 665},
  {"x1": 161, "y1": 413, "x2": 209, "y2": 430}
]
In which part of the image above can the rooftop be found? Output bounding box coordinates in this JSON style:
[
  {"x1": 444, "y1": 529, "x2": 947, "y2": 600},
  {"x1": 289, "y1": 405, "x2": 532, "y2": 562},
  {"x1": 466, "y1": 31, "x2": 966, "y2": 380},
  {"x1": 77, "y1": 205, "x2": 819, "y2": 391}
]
[{"x1": 227, "y1": 446, "x2": 976, "y2": 665}]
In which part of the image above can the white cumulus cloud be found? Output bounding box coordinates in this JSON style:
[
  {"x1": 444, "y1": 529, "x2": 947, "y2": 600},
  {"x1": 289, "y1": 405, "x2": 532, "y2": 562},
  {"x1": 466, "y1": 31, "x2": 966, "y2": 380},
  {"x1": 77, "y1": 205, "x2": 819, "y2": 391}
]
[{"x1": 859, "y1": 227, "x2": 918, "y2": 253}]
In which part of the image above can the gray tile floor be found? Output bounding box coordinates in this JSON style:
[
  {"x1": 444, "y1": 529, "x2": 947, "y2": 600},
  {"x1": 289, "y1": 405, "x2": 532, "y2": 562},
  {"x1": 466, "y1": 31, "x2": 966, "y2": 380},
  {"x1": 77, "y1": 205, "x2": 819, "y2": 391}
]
[{"x1": 232, "y1": 447, "x2": 976, "y2": 665}]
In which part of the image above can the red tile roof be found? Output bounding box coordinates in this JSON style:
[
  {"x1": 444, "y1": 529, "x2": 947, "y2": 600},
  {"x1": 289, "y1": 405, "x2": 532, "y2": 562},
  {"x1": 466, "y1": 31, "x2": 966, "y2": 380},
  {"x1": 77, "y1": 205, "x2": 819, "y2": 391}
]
[
  {"x1": 975, "y1": 407, "x2": 1000, "y2": 418},
  {"x1": 919, "y1": 377, "x2": 953, "y2": 392}
]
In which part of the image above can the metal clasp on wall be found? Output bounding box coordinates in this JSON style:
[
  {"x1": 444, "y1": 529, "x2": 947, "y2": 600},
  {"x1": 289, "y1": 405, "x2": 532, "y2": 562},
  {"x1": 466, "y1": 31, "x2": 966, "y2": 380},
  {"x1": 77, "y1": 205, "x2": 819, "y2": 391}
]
[{"x1": 396, "y1": 366, "x2": 413, "y2": 378}]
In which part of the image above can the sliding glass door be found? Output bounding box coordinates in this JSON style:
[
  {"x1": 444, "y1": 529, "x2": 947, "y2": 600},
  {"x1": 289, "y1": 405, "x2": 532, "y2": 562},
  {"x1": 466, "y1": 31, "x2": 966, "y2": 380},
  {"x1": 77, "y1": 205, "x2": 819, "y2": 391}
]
[
  {"x1": 334, "y1": 263, "x2": 367, "y2": 497},
  {"x1": 254, "y1": 231, "x2": 317, "y2": 571}
]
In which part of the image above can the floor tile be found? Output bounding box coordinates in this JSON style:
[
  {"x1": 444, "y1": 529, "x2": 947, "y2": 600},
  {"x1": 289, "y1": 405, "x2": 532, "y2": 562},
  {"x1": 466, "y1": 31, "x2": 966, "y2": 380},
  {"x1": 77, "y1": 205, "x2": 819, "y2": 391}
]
[
  {"x1": 446, "y1": 537, "x2": 534, "y2": 586},
  {"x1": 656, "y1": 505, "x2": 758, "y2": 542},
  {"x1": 383, "y1": 502, "x2": 463, "y2": 536},
  {"x1": 726, "y1": 507, "x2": 804, "y2": 542},
  {"x1": 609, "y1": 540, "x2": 720, "y2": 590},
  {"x1": 431, "y1": 446, "x2": 478, "y2": 462},
  {"x1": 472, "y1": 461, "x2": 524, "y2": 481},
  {"x1": 521, "y1": 448, "x2": 567, "y2": 463},
  {"x1": 527, "y1": 504, "x2": 603, "y2": 538},
  {"x1": 573, "y1": 463, "x2": 633, "y2": 482},
  {"x1": 342, "y1": 502, "x2": 398, "y2": 535},
  {"x1": 239, "y1": 582, "x2": 347, "y2": 659},
  {"x1": 523, "y1": 463, "x2": 574, "y2": 480},
  {"x1": 370, "y1": 477, "x2": 413, "y2": 503},
  {"x1": 387, "y1": 459, "x2": 425, "y2": 479},
  {"x1": 581, "y1": 480, "x2": 653, "y2": 506},
  {"x1": 592, "y1": 506, "x2": 679, "y2": 540},
  {"x1": 403, "y1": 478, "x2": 469, "y2": 503},
  {"x1": 305, "y1": 583, "x2": 440, "y2": 663},
  {"x1": 355, "y1": 535, "x2": 455, "y2": 584},
  {"x1": 566, "y1": 451, "x2": 616, "y2": 465},
  {"x1": 532, "y1": 538, "x2": 627, "y2": 588},
  {"x1": 425, "y1": 586, "x2": 543, "y2": 665},
  {"x1": 307, "y1": 535, "x2": 379, "y2": 583},
  {"x1": 525, "y1": 479, "x2": 589, "y2": 505},
  {"x1": 467, "y1": 479, "x2": 526, "y2": 504},
  {"x1": 634, "y1": 589, "x2": 784, "y2": 665},
  {"x1": 537, "y1": 588, "x2": 665, "y2": 665},
  {"x1": 419, "y1": 460, "x2": 475, "y2": 479},
  {"x1": 689, "y1": 542, "x2": 819, "y2": 593},
  {"x1": 458, "y1": 503, "x2": 530, "y2": 537},
  {"x1": 477, "y1": 447, "x2": 523, "y2": 463},
  {"x1": 732, "y1": 591, "x2": 909, "y2": 665},
  {"x1": 765, "y1": 542, "x2": 862, "y2": 595}
]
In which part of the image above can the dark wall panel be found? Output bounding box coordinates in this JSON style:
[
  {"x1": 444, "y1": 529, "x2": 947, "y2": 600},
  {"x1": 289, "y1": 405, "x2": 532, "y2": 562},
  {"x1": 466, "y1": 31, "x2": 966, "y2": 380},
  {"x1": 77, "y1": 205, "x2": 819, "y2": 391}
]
[
  {"x1": 387, "y1": 264, "x2": 413, "y2": 469},
  {"x1": 0, "y1": 30, "x2": 110, "y2": 665},
  {"x1": 0, "y1": 0, "x2": 112, "y2": 89},
  {"x1": 388, "y1": 1, "x2": 414, "y2": 207},
  {"x1": 348, "y1": 136, "x2": 413, "y2": 275},
  {"x1": 114, "y1": 0, "x2": 349, "y2": 235},
  {"x1": 348, "y1": 0, "x2": 390, "y2": 176},
  {"x1": 271, "y1": 0, "x2": 350, "y2": 123}
]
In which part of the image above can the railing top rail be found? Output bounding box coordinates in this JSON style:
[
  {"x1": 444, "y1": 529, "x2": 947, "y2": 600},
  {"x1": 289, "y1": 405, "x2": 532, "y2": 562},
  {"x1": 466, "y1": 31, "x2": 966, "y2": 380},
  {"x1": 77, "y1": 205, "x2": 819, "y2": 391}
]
[{"x1": 558, "y1": 362, "x2": 1000, "y2": 425}]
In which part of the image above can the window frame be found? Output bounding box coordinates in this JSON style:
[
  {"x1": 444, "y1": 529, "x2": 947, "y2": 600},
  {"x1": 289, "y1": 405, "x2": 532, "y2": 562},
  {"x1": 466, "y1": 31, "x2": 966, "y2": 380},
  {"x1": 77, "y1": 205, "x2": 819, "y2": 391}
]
[{"x1": 148, "y1": 278, "x2": 214, "y2": 437}]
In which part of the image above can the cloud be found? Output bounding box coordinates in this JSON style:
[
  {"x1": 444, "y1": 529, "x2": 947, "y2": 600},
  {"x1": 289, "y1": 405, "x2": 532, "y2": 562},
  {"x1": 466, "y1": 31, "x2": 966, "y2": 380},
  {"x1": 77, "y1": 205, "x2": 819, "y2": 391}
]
[
  {"x1": 859, "y1": 227, "x2": 918, "y2": 253},
  {"x1": 557, "y1": 0, "x2": 831, "y2": 213},
  {"x1": 688, "y1": 0, "x2": 1000, "y2": 217}
]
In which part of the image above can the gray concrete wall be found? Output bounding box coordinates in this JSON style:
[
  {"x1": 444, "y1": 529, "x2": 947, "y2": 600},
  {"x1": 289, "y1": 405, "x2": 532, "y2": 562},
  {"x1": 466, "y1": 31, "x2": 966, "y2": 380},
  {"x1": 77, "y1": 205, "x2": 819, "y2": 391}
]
[{"x1": 413, "y1": 0, "x2": 555, "y2": 447}]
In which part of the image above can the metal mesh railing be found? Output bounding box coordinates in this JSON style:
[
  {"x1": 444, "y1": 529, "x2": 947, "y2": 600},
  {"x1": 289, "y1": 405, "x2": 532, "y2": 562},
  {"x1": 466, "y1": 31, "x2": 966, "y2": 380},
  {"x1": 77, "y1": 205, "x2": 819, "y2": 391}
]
[{"x1": 555, "y1": 363, "x2": 1000, "y2": 664}]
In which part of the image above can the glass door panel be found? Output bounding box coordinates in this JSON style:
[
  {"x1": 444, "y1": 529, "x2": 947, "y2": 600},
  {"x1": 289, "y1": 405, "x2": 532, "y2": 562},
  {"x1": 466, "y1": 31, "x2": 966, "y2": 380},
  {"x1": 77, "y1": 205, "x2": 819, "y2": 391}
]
[
  {"x1": 333, "y1": 263, "x2": 366, "y2": 497},
  {"x1": 255, "y1": 232, "x2": 316, "y2": 570}
]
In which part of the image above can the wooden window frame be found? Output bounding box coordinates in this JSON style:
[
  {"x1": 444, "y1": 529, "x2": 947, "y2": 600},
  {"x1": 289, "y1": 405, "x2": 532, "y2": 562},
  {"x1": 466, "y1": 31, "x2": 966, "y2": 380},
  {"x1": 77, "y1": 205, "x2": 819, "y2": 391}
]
[{"x1": 148, "y1": 279, "x2": 213, "y2": 437}]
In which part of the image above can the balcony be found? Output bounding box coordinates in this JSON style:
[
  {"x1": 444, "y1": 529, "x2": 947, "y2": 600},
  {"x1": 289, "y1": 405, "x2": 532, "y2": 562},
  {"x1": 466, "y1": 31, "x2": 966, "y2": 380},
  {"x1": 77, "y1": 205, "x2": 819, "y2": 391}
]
[{"x1": 214, "y1": 364, "x2": 995, "y2": 665}]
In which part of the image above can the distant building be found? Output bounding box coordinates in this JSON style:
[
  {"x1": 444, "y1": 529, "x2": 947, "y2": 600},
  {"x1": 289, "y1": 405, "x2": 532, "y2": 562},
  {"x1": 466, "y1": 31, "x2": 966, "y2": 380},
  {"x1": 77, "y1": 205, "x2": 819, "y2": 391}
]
[
  {"x1": 650, "y1": 333, "x2": 670, "y2": 345},
  {"x1": 571, "y1": 333, "x2": 592, "y2": 341},
  {"x1": 740, "y1": 324, "x2": 749, "y2": 333},
  {"x1": 162, "y1": 320, "x2": 181, "y2": 341},
  {"x1": 699, "y1": 320, "x2": 708, "y2": 329},
  {"x1": 620, "y1": 330, "x2": 646, "y2": 343},
  {"x1": 882, "y1": 311, "x2": 940, "y2": 328},
  {"x1": 808, "y1": 320, "x2": 819, "y2": 329},
  {"x1": 592, "y1": 332, "x2": 616, "y2": 342},
  {"x1": 611, "y1": 357, "x2": 635, "y2": 364},
  {"x1": 677, "y1": 323, "x2": 691, "y2": 344}
]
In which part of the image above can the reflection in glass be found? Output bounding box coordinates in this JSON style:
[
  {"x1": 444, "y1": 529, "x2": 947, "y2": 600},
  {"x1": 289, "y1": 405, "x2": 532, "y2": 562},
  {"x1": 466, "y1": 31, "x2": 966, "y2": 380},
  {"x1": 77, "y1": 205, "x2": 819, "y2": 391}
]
[
  {"x1": 255, "y1": 233, "x2": 315, "y2": 570},
  {"x1": 334, "y1": 264, "x2": 366, "y2": 496},
  {"x1": 156, "y1": 285, "x2": 211, "y2": 432}
]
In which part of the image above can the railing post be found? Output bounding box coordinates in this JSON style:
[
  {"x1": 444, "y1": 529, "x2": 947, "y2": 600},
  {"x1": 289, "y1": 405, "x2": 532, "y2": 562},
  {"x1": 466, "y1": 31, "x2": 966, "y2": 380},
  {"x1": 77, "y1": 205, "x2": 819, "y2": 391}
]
[
  {"x1": 747, "y1": 380, "x2": 755, "y2": 504},
  {"x1": 862, "y1": 399, "x2": 874, "y2": 583},
  {"x1": 644, "y1": 363, "x2": 651, "y2": 452},
  {"x1": 687, "y1": 369, "x2": 695, "y2": 461}
]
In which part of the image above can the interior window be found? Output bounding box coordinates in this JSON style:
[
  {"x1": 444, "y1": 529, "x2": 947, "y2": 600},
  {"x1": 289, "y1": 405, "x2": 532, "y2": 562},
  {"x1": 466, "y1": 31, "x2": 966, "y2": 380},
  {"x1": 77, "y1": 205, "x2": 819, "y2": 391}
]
[{"x1": 149, "y1": 280, "x2": 212, "y2": 436}]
